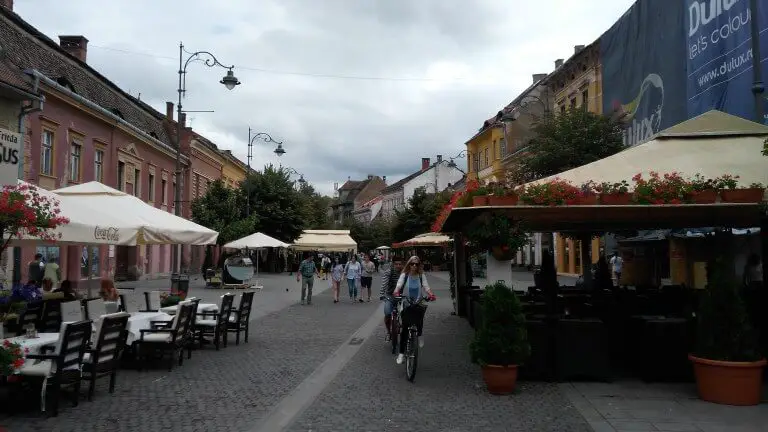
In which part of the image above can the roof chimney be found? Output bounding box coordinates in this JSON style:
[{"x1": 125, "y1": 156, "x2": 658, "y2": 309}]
[
  {"x1": 367, "y1": 174, "x2": 373, "y2": 180},
  {"x1": 166, "y1": 102, "x2": 174, "y2": 120},
  {"x1": 421, "y1": 158, "x2": 430, "y2": 171},
  {"x1": 574, "y1": 44, "x2": 586, "y2": 54},
  {"x1": 436, "y1": 154, "x2": 442, "y2": 163},
  {"x1": 382, "y1": 175, "x2": 387, "y2": 183},
  {"x1": 533, "y1": 73, "x2": 548, "y2": 83},
  {"x1": 179, "y1": 112, "x2": 187, "y2": 128},
  {"x1": 554, "y1": 59, "x2": 564, "y2": 68},
  {"x1": 1, "y1": 0, "x2": 13, "y2": 11},
  {"x1": 59, "y1": 36, "x2": 89, "y2": 62}
]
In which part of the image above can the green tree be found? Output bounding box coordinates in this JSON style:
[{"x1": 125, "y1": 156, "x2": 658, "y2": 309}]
[
  {"x1": 191, "y1": 179, "x2": 255, "y2": 246},
  {"x1": 241, "y1": 164, "x2": 305, "y2": 243},
  {"x1": 297, "y1": 182, "x2": 333, "y2": 230},
  {"x1": 509, "y1": 108, "x2": 625, "y2": 184},
  {"x1": 391, "y1": 188, "x2": 450, "y2": 243},
  {"x1": 346, "y1": 217, "x2": 393, "y2": 252}
]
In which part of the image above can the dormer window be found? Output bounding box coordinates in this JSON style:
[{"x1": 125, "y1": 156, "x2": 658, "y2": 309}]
[
  {"x1": 56, "y1": 76, "x2": 76, "y2": 93},
  {"x1": 109, "y1": 108, "x2": 125, "y2": 119}
]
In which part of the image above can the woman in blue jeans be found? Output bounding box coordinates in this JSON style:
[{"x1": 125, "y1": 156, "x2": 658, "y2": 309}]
[{"x1": 344, "y1": 255, "x2": 362, "y2": 302}]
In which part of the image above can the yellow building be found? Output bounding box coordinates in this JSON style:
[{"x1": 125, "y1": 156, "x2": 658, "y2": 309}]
[
  {"x1": 219, "y1": 149, "x2": 248, "y2": 189},
  {"x1": 465, "y1": 114, "x2": 507, "y2": 184},
  {"x1": 545, "y1": 42, "x2": 603, "y2": 275}
]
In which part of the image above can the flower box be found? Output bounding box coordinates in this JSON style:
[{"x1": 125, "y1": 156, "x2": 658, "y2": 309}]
[
  {"x1": 488, "y1": 195, "x2": 518, "y2": 206},
  {"x1": 472, "y1": 195, "x2": 490, "y2": 206},
  {"x1": 570, "y1": 194, "x2": 598, "y2": 205},
  {"x1": 720, "y1": 188, "x2": 764, "y2": 204},
  {"x1": 599, "y1": 193, "x2": 632, "y2": 205},
  {"x1": 690, "y1": 189, "x2": 718, "y2": 204}
]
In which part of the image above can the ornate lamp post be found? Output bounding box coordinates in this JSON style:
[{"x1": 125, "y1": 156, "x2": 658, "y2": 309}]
[
  {"x1": 446, "y1": 149, "x2": 474, "y2": 174},
  {"x1": 285, "y1": 167, "x2": 307, "y2": 188},
  {"x1": 172, "y1": 42, "x2": 240, "y2": 275},
  {"x1": 245, "y1": 130, "x2": 284, "y2": 217}
]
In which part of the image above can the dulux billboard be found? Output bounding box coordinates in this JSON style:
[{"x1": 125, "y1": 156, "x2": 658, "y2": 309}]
[{"x1": 601, "y1": 0, "x2": 768, "y2": 147}]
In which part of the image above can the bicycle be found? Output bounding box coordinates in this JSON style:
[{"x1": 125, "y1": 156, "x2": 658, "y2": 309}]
[
  {"x1": 393, "y1": 295, "x2": 434, "y2": 382},
  {"x1": 380, "y1": 295, "x2": 400, "y2": 354}
]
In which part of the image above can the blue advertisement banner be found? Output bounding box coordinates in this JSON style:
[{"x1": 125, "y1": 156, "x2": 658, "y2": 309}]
[
  {"x1": 686, "y1": 0, "x2": 768, "y2": 123},
  {"x1": 601, "y1": 0, "x2": 688, "y2": 147}
]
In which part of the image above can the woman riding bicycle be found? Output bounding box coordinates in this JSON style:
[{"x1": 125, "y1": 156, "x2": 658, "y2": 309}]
[{"x1": 392, "y1": 255, "x2": 436, "y2": 365}]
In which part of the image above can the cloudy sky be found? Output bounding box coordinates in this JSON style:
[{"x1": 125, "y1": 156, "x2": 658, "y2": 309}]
[{"x1": 18, "y1": 0, "x2": 635, "y2": 195}]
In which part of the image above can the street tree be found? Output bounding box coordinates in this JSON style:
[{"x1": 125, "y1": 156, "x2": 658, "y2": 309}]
[
  {"x1": 190, "y1": 179, "x2": 255, "y2": 246},
  {"x1": 391, "y1": 188, "x2": 450, "y2": 243},
  {"x1": 508, "y1": 108, "x2": 624, "y2": 184},
  {"x1": 241, "y1": 164, "x2": 305, "y2": 243},
  {"x1": 297, "y1": 182, "x2": 333, "y2": 229},
  {"x1": 346, "y1": 217, "x2": 393, "y2": 252}
]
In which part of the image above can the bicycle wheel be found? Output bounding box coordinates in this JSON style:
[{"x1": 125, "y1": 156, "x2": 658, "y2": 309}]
[
  {"x1": 405, "y1": 326, "x2": 418, "y2": 382},
  {"x1": 390, "y1": 312, "x2": 399, "y2": 355}
]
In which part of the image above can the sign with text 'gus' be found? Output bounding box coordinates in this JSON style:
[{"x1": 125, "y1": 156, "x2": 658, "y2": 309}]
[{"x1": 0, "y1": 127, "x2": 21, "y2": 186}]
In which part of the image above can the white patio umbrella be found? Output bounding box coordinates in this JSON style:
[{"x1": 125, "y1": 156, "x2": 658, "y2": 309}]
[
  {"x1": 53, "y1": 181, "x2": 218, "y2": 245},
  {"x1": 223, "y1": 232, "x2": 290, "y2": 278}
]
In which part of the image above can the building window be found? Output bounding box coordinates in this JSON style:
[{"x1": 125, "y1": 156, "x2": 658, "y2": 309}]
[
  {"x1": 484, "y1": 148, "x2": 489, "y2": 167},
  {"x1": 94, "y1": 149, "x2": 104, "y2": 182},
  {"x1": 41, "y1": 130, "x2": 54, "y2": 176},
  {"x1": 569, "y1": 98, "x2": 577, "y2": 109},
  {"x1": 36, "y1": 246, "x2": 60, "y2": 264},
  {"x1": 172, "y1": 179, "x2": 176, "y2": 208},
  {"x1": 581, "y1": 88, "x2": 589, "y2": 109},
  {"x1": 80, "y1": 245, "x2": 100, "y2": 278},
  {"x1": 161, "y1": 179, "x2": 167, "y2": 204},
  {"x1": 133, "y1": 168, "x2": 141, "y2": 197},
  {"x1": 472, "y1": 154, "x2": 479, "y2": 172},
  {"x1": 117, "y1": 161, "x2": 125, "y2": 191},
  {"x1": 69, "y1": 142, "x2": 81, "y2": 182},
  {"x1": 560, "y1": 105, "x2": 566, "y2": 114},
  {"x1": 148, "y1": 173, "x2": 155, "y2": 202},
  {"x1": 500, "y1": 138, "x2": 507, "y2": 158}
]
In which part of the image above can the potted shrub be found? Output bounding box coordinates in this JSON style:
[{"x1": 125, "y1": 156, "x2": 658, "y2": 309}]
[
  {"x1": 518, "y1": 178, "x2": 580, "y2": 206},
  {"x1": 689, "y1": 254, "x2": 766, "y2": 406},
  {"x1": 719, "y1": 176, "x2": 764, "y2": 203},
  {"x1": 631, "y1": 171, "x2": 688, "y2": 204},
  {"x1": 687, "y1": 174, "x2": 718, "y2": 204},
  {"x1": 465, "y1": 213, "x2": 528, "y2": 261},
  {"x1": 470, "y1": 281, "x2": 530, "y2": 394},
  {"x1": 488, "y1": 185, "x2": 519, "y2": 206},
  {"x1": 594, "y1": 180, "x2": 631, "y2": 205}
]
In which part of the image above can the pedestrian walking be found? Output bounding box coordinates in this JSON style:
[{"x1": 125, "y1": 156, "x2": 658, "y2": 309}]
[
  {"x1": 344, "y1": 255, "x2": 362, "y2": 302},
  {"x1": 360, "y1": 254, "x2": 376, "y2": 302},
  {"x1": 297, "y1": 252, "x2": 319, "y2": 305},
  {"x1": 330, "y1": 257, "x2": 344, "y2": 303},
  {"x1": 321, "y1": 255, "x2": 332, "y2": 280}
]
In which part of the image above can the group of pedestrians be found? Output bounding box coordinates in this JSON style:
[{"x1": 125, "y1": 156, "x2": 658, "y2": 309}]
[{"x1": 296, "y1": 252, "x2": 378, "y2": 305}]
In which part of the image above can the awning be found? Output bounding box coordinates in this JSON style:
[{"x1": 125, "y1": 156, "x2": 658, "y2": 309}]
[
  {"x1": 223, "y1": 232, "x2": 290, "y2": 249},
  {"x1": 393, "y1": 232, "x2": 453, "y2": 248},
  {"x1": 54, "y1": 181, "x2": 218, "y2": 245},
  {"x1": 528, "y1": 110, "x2": 768, "y2": 187},
  {"x1": 440, "y1": 203, "x2": 761, "y2": 233},
  {"x1": 291, "y1": 230, "x2": 357, "y2": 252}
]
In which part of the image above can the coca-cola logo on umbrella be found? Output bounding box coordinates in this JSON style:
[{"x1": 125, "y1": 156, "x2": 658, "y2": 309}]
[{"x1": 94, "y1": 226, "x2": 120, "y2": 242}]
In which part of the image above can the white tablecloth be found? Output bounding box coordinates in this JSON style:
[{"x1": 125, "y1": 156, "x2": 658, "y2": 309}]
[
  {"x1": 126, "y1": 312, "x2": 173, "y2": 345},
  {"x1": 160, "y1": 303, "x2": 218, "y2": 315},
  {"x1": 2, "y1": 333, "x2": 59, "y2": 367}
]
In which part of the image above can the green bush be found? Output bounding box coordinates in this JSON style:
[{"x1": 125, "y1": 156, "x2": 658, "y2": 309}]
[
  {"x1": 693, "y1": 255, "x2": 761, "y2": 362},
  {"x1": 160, "y1": 295, "x2": 183, "y2": 308},
  {"x1": 470, "y1": 282, "x2": 531, "y2": 366}
]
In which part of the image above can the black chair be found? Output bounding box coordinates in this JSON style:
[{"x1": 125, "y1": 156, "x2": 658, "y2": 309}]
[
  {"x1": 82, "y1": 312, "x2": 130, "y2": 400},
  {"x1": 19, "y1": 320, "x2": 92, "y2": 416},
  {"x1": 227, "y1": 291, "x2": 254, "y2": 345},
  {"x1": 137, "y1": 302, "x2": 195, "y2": 371},
  {"x1": 38, "y1": 299, "x2": 62, "y2": 332},
  {"x1": 195, "y1": 294, "x2": 234, "y2": 350},
  {"x1": 16, "y1": 301, "x2": 44, "y2": 335}
]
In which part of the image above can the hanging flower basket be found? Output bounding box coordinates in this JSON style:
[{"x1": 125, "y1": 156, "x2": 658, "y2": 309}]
[{"x1": 720, "y1": 188, "x2": 764, "y2": 204}]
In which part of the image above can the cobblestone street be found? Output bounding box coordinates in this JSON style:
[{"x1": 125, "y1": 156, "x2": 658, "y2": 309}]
[{"x1": 0, "y1": 274, "x2": 593, "y2": 432}]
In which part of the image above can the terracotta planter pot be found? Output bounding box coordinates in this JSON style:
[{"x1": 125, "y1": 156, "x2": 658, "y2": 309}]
[
  {"x1": 490, "y1": 246, "x2": 515, "y2": 261},
  {"x1": 690, "y1": 189, "x2": 718, "y2": 204},
  {"x1": 481, "y1": 364, "x2": 519, "y2": 395},
  {"x1": 488, "y1": 195, "x2": 518, "y2": 206},
  {"x1": 570, "y1": 194, "x2": 598, "y2": 205},
  {"x1": 599, "y1": 193, "x2": 632, "y2": 205},
  {"x1": 720, "y1": 188, "x2": 764, "y2": 204},
  {"x1": 472, "y1": 195, "x2": 490, "y2": 207},
  {"x1": 689, "y1": 355, "x2": 766, "y2": 406}
]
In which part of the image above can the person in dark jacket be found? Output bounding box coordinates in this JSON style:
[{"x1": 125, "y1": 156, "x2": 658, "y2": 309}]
[{"x1": 379, "y1": 257, "x2": 404, "y2": 340}]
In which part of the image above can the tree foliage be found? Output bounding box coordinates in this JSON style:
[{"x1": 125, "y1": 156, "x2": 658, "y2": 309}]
[
  {"x1": 297, "y1": 183, "x2": 333, "y2": 230},
  {"x1": 190, "y1": 179, "x2": 254, "y2": 246},
  {"x1": 346, "y1": 217, "x2": 393, "y2": 253},
  {"x1": 241, "y1": 164, "x2": 305, "y2": 243},
  {"x1": 391, "y1": 188, "x2": 451, "y2": 243},
  {"x1": 508, "y1": 108, "x2": 625, "y2": 184}
]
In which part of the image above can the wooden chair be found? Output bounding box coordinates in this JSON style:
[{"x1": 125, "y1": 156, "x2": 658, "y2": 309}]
[
  {"x1": 226, "y1": 291, "x2": 254, "y2": 345},
  {"x1": 137, "y1": 302, "x2": 194, "y2": 371},
  {"x1": 140, "y1": 291, "x2": 163, "y2": 312},
  {"x1": 82, "y1": 312, "x2": 130, "y2": 401},
  {"x1": 195, "y1": 294, "x2": 234, "y2": 350},
  {"x1": 38, "y1": 299, "x2": 62, "y2": 333},
  {"x1": 16, "y1": 301, "x2": 44, "y2": 335},
  {"x1": 19, "y1": 320, "x2": 92, "y2": 416}
]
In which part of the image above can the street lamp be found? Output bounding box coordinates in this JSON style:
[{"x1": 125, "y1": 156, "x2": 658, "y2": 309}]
[
  {"x1": 447, "y1": 149, "x2": 473, "y2": 173},
  {"x1": 172, "y1": 42, "x2": 240, "y2": 275},
  {"x1": 285, "y1": 167, "x2": 307, "y2": 187},
  {"x1": 245, "y1": 129, "x2": 284, "y2": 216}
]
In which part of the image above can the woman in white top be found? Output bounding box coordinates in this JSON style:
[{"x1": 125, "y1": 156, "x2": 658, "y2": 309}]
[
  {"x1": 344, "y1": 255, "x2": 362, "y2": 302},
  {"x1": 392, "y1": 256, "x2": 436, "y2": 364}
]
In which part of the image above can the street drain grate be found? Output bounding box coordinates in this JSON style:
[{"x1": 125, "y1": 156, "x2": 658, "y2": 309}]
[{"x1": 348, "y1": 337, "x2": 364, "y2": 345}]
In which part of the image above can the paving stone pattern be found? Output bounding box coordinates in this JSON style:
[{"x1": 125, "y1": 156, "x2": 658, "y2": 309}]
[
  {"x1": 0, "y1": 285, "x2": 378, "y2": 432},
  {"x1": 288, "y1": 282, "x2": 592, "y2": 432}
]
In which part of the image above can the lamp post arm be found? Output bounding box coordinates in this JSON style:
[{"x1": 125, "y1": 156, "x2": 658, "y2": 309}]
[{"x1": 249, "y1": 132, "x2": 283, "y2": 145}]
